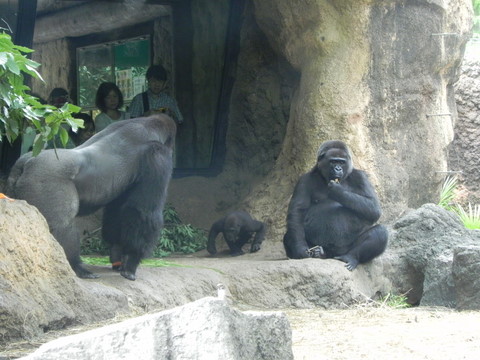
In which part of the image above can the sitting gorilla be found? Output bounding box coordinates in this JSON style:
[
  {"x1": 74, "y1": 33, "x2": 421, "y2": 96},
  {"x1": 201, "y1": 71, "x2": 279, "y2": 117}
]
[
  {"x1": 283, "y1": 140, "x2": 388, "y2": 271},
  {"x1": 207, "y1": 211, "x2": 266, "y2": 256},
  {"x1": 7, "y1": 114, "x2": 176, "y2": 280}
]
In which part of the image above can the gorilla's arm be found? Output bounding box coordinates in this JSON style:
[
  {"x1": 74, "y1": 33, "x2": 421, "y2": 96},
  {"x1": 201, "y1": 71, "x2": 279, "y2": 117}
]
[
  {"x1": 249, "y1": 220, "x2": 266, "y2": 253},
  {"x1": 207, "y1": 218, "x2": 225, "y2": 255},
  {"x1": 327, "y1": 169, "x2": 381, "y2": 223},
  {"x1": 283, "y1": 174, "x2": 313, "y2": 258}
]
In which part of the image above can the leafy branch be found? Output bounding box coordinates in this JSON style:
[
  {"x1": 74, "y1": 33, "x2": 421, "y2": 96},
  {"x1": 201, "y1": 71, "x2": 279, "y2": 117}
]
[{"x1": 0, "y1": 31, "x2": 82, "y2": 155}]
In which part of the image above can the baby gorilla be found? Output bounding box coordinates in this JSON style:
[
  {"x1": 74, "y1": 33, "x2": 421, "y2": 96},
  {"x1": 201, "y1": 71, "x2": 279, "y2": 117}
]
[{"x1": 207, "y1": 211, "x2": 266, "y2": 256}]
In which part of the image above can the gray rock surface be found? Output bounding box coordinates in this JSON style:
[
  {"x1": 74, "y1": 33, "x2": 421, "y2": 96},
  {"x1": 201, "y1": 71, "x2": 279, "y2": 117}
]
[
  {"x1": 383, "y1": 203, "x2": 476, "y2": 306},
  {"x1": 453, "y1": 245, "x2": 480, "y2": 310},
  {"x1": 449, "y1": 58, "x2": 480, "y2": 203},
  {"x1": 2, "y1": 200, "x2": 479, "y2": 354},
  {"x1": 21, "y1": 297, "x2": 293, "y2": 360},
  {"x1": 0, "y1": 199, "x2": 392, "y2": 346}
]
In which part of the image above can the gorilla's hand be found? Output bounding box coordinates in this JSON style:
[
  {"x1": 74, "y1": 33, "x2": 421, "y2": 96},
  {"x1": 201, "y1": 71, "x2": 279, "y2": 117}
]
[
  {"x1": 250, "y1": 243, "x2": 261, "y2": 253},
  {"x1": 207, "y1": 242, "x2": 217, "y2": 255},
  {"x1": 327, "y1": 179, "x2": 345, "y2": 198},
  {"x1": 328, "y1": 179, "x2": 342, "y2": 188},
  {"x1": 308, "y1": 245, "x2": 326, "y2": 258}
]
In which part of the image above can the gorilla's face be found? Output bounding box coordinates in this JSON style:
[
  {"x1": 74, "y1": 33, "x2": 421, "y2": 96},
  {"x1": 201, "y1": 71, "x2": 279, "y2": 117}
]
[
  {"x1": 316, "y1": 146, "x2": 352, "y2": 183},
  {"x1": 224, "y1": 220, "x2": 241, "y2": 243},
  {"x1": 224, "y1": 228, "x2": 239, "y2": 243}
]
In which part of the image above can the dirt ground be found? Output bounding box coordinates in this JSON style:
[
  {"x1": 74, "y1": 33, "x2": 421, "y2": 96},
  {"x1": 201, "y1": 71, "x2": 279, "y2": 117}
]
[
  {"x1": 2, "y1": 305, "x2": 480, "y2": 359},
  {"x1": 285, "y1": 307, "x2": 480, "y2": 360}
]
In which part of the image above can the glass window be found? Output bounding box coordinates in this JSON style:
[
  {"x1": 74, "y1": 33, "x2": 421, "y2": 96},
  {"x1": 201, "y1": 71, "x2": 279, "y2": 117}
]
[{"x1": 76, "y1": 36, "x2": 151, "y2": 110}]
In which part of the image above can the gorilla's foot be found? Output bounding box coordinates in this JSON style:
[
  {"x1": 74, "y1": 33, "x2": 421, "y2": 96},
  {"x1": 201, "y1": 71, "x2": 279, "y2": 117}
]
[
  {"x1": 230, "y1": 250, "x2": 245, "y2": 256},
  {"x1": 334, "y1": 254, "x2": 359, "y2": 271},
  {"x1": 206, "y1": 245, "x2": 217, "y2": 255},
  {"x1": 76, "y1": 266, "x2": 100, "y2": 279},
  {"x1": 121, "y1": 271, "x2": 136, "y2": 281}
]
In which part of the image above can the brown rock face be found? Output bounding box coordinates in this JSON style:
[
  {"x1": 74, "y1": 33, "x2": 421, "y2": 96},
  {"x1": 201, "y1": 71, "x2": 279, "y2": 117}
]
[{"x1": 0, "y1": 200, "x2": 128, "y2": 344}]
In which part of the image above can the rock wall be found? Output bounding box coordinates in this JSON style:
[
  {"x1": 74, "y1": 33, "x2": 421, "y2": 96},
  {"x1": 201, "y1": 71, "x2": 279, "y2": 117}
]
[
  {"x1": 186, "y1": 0, "x2": 470, "y2": 246},
  {"x1": 448, "y1": 57, "x2": 480, "y2": 202},
  {"x1": 367, "y1": 1, "x2": 467, "y2": 213}
]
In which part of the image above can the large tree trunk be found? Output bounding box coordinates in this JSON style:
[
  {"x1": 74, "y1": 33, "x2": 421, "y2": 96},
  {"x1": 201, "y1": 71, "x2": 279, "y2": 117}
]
[{"x1": 241, "y1": 0, "x2": 472, "y2": 250}]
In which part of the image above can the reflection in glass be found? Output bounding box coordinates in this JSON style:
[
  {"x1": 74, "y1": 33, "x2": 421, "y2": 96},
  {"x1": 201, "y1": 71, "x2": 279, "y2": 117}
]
[{"x1": 77, "y1": 37, "x2": 150, "y2": 110}]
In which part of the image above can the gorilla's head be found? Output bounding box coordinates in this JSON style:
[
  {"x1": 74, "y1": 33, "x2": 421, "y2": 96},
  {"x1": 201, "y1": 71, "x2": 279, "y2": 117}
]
[
  {"x1": 316, "y1": 140, "x2": 353, "y2": 182},
  {"x1": 223, "y1": 216, "x2": 242, "y2": 243}
]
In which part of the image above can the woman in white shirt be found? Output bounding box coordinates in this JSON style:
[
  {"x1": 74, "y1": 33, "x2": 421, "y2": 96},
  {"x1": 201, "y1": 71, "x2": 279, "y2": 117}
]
[{"x1": 94, "y1": 82, "x2": 129, "y2": 132}]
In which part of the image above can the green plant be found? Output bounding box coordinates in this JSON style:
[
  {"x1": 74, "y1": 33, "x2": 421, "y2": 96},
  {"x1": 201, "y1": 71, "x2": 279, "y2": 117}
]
[
  {"x1": 474, "y1": 0, "x2": 480, "y2": 34},
  {"x1": 80, "y1": 204, "x2": 207, "y2": 257},
  {"x1": 378, "y1": 293, "x2": 411, "y2": 309},
  {"x1": 438, "y1": 175, "x2": 458, "y2": 210},
  {"x1": 153, "y1": 203, "x2": 207, "y2": 257},
  {"x1": 0, "y1": 31, "x2": 82, "y2": 154},
  {"x1": 81, "y1": 256, "x2": 183, "y2": 268},
  {"x1": 455, "y1": 203, "x2": 480, "y2": 229},
  {"x1": 80, "y1": 228, "x2": 109, "y2": 255},
  {"x1": 438, "y1": 176, "x2": 480, "y2": 230}
]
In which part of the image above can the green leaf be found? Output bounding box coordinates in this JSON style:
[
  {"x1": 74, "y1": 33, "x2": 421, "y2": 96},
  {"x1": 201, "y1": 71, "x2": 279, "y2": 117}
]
[
  {"x1": 59, "y1": 126, "x2": 69, "y2": 146},
  {"x1": 0, "y1": 52, "x2": 7, "y2": 66},
  {"x1": 12, "y1": 44, "x2": 34, "y2": 54},
  {"x1": 32, "y1": 137, "x2": 45, "y2": 156},
  {"x1": 5, "y1": 53, "x2": 20, "y2": 74}
]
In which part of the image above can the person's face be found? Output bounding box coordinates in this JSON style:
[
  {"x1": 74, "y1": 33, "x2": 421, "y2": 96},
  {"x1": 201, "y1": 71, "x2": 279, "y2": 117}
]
[
  {"x1": 104, "y1": 90, "x2": 119, "y2": 110},
  {"x1": 148, "y1": 78, "x2": 166, "y2": 95},
  {"x1": 51, "y1": 94, "x2": 70, "y2": 108}
]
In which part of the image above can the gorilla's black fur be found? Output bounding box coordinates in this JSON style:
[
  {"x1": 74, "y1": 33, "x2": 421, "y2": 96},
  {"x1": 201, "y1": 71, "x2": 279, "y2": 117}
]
[
  {"x1": 102, "y1": 141, "x2": 173, "y2": 280},
  {"x1": 7, "y1": 115, "x2": 176, "y2": 280},
  {"x1": 283, "y1": 140, "x2": 388, "y2": 270},
  {"x1": 207, "y1": 211, "x2": 266, "y2": 256}
]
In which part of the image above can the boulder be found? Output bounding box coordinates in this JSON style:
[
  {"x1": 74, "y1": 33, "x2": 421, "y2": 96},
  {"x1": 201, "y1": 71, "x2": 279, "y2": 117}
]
[
  {"x1": 383, "y1": 204, "x2": 476, "y2": 306},
  {"x1": 453, "y1": 245, "x2": 480, "y2": 310},
  {"x1": 21, "y1": 297, "x2": 294, "y2": 360},
  {"x1": 0, "y1": 199, "x2": 129, "y2": 343}
]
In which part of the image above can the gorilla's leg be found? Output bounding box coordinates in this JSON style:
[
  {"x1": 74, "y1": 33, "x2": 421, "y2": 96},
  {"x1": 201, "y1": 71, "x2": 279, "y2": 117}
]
[
  {"x1": 283, "y1": 233, "x2": 310, "y2": 259},
  {"x1": 231, "y1": 232, "x2": 253, "y2": 256},
  {"x1": 109, "y1": 245, "x2": 124, "y2": 271},
  {"x1": 121, "y1": 252, "x2": 143, "y2": 281},
  {"x1": 120, "y1": 231, "x2": 158, "y2": 280},
  {"x1": 225, "y1": 241, "x2": 244, "y2": 256},
  {"x1": 102, "y1": 203, "x2": 124, "y2": 270},
  {"x1": 335, "y1": 224, "x2": 388, "y2": 271},
  {"x1": 52, "y1": 221, "x2": 99, "y2": 279},
  {"x1": 224, "y1": 232, "x2": 245, "y2": 256},
  {"x1": 16, "y1": 169, "x2": 99, "y2": 279}
]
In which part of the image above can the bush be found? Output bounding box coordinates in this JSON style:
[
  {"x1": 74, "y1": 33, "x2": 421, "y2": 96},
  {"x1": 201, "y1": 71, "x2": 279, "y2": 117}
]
[
  {"x1": 80, "y1": 204, "x2": 207, "y2": 257},
  {"x1": 152, "y1": 203, "x2": 207, "y2": 257}
]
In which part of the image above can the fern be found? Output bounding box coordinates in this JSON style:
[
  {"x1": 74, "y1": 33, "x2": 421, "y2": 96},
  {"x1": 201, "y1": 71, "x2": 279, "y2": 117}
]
[{"x1": 438, "y1": 176, "x2": 457, "y2": 210}]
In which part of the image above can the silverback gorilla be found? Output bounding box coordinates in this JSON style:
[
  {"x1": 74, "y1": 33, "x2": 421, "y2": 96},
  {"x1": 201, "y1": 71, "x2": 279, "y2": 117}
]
[
  {"x1": 7, "y1": 114, "x2": 176, "y2": 280},
  {"x1": 207, "y1": 211, "x2": 266, "y2": 256},
  {"x1": 283, "y1": 140, "x2": 388, "y2": 271}
]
